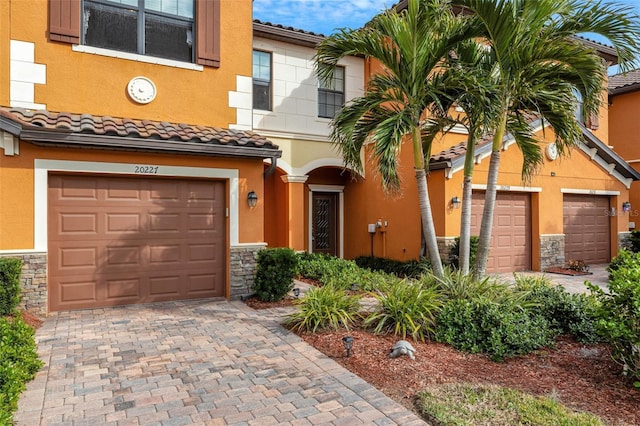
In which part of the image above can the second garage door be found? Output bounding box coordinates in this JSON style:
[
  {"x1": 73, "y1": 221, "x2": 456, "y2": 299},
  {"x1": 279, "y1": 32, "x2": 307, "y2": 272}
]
[
  {"x1": 48, "y1": 174, "x2": 226, "y2": 311},
  {"x1": 470, "y1": 191, "x2": 531, "y2": 273},
  {"x1": 563, "y1": 194, "x2": 610, "y2": 265}
]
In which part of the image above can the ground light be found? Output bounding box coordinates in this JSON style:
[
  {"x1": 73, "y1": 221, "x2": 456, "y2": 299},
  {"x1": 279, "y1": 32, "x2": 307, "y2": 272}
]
[{"x1": 342, "y1": 336, "x2": 354, "y2": 357}]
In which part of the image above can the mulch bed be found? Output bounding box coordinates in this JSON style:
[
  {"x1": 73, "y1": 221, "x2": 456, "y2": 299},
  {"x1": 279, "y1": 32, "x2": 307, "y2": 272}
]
[
  {"x1": 545, "y1": 267, "x2": 593, "y2": 276},
  {"x1": 243, "y1": 296, "x2": 298, "y2": 309},
  {"x1": 244, "y1": 298, "x2": 640, "y2": 425}
]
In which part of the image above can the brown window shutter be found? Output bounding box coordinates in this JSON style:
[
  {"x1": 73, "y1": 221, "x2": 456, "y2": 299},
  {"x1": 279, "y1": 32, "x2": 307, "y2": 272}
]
[
  {"x1": 49, "y1": 0, "x2": 80, "y2": 43},
  {"x1": 196, "y1": 0, "x2": 221, "y2": 67},
  {"x1": 586, "y1": 111, "x2": 600, "y2": 130}
]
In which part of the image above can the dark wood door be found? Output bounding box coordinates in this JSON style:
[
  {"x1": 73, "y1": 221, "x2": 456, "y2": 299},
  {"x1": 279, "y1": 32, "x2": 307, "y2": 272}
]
[{"x1": 312, "y1": 192, "x2": 338, "y2": 256}]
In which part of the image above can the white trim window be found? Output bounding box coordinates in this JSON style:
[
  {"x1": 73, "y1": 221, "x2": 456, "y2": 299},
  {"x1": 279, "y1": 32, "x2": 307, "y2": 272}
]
[
  {"x1": 318, "y1": 65, "x2": 345, "y2": 118},
  {"x1": 253, "y1": 50, "x2": 272, "y2": 111},
  {"x1": 83, "y1": 0, "x2": 195, "y2": 63}
]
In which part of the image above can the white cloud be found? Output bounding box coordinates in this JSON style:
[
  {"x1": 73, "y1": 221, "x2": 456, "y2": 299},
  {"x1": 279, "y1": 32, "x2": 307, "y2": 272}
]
[{"x1": 253, "y1": 0, "x2": 392, "y2": 35}]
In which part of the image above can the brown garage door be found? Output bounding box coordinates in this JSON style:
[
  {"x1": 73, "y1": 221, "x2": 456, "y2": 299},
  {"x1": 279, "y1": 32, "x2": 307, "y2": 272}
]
[
  {"x1": 563, "y1": 194, "x2": 610, "y2": 265},
  {"x1": 470, "y1": 191, "x2": 531, "y2": 273},
  {"x1": 48, "y1": 174, "x2": 226, "y2": 311}
]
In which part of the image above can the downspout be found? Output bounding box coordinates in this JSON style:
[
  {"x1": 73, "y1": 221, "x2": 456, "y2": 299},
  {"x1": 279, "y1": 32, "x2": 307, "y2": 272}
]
[{"x1": 263, "y1": 156, "x2": 278, "y2": 177}]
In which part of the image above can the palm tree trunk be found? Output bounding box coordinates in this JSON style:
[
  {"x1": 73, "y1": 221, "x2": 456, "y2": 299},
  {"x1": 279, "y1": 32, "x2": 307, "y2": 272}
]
[
  {"x1": 415, "y1": 167, "x2": 445, "y2": 279},
  {"x1": 473, "y1": 112, "x2": 507, "y2": 279},
  {"x1": 459, "y1": 175, "x2": 473, "y2": 274},
  {"x1": 459, "y1": 132, "x2": 477, "y2": 275}
]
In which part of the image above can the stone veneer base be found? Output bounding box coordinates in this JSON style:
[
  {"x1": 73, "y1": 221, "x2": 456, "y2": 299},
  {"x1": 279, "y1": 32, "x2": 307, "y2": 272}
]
[
  {"x1": 230, "y1": 245, "x2": 265, "y2": 299},
  {"x1": 540, "y1": 235, "x2": 565, "y2": 271},
  {"x1": 0, "y1": 252, "x2": 48, "y2": 317}
]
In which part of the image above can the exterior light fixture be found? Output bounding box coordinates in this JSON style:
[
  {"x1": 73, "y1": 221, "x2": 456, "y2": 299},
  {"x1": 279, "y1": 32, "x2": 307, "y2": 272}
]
[
  {"x1": 451, "y1": 196, "x2": 461, "y2": 209},
  {"x1": 247, "y1": 191, "x2": 258, "y2": 208},
  {"x1": 293, "y1": 288, "x2": 300, "y2": 298},
  {"x1": 623, "y1": 201, "x2": 631, "y2": 212},
  {"x1": 342, "y1": 336, "x2": 354, "y2": 357}
]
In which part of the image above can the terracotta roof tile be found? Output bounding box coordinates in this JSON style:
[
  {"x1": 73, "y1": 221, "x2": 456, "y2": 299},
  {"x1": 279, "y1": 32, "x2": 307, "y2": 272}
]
[
  {"x1": 609, "y1": 69, "x2": 640, "y2": 93},
  {"x1": 253, "y1": 19, "x2": 326, "y2": 37},
  {"x1": 2, "y1": 108, "x2": 278, "y2": 150}
]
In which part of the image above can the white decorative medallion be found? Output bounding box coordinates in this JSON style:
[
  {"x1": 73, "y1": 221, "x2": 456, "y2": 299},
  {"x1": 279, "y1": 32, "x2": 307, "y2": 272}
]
[
  {"x1": 127, "y1": 76, "x2": 157, "y2": 104},
  {"x1": 545, "y1": 143, "x2": 558, "y2": 161}
]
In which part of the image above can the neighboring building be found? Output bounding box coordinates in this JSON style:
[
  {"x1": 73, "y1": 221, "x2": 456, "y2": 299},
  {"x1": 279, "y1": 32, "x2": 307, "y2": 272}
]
[
  {"x1": 0, "y1": 0, "x2": 281, "y2": 315},
  {"x1": 608, "y1": 69, "x2": 640, "y2": 236},
  {"x1": 342, "y1": 38, "x2": 638, "y2": 273},
  {"x1": 252, "y1": 21, "x2": 365, "y2": 258}
]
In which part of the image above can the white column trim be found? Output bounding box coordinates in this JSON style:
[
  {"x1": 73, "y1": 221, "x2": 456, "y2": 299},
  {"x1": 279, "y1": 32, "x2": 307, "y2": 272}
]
[
  {"x1": 307, "y1": 184, "x2": 345, "y2": 258},
  {"x1": 560, "y1": 188, "x2": 620, "y2": 196},
  {"x1": 281, "y1": 175, "x2": 308, "y2": 184},
  {"x1": 34, "y1": 159, "x2": 240, "y2": 251}
]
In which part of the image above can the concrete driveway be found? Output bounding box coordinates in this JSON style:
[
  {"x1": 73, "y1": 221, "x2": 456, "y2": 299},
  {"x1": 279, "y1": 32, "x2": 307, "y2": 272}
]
[{"x1": 15, "y1": 299, "x2": 426, "y2": 426}]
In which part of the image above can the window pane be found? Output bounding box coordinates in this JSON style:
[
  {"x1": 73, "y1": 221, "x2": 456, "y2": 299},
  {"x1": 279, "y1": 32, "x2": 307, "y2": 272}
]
[
  {"x1": 253, "y1": 82, "x2": 271, "y2": 110},
  {"x1": 84, "y1": 1, "x2": 137, "y2": 54},
  {"x1": 145, "y1": 13, "x2": 193, "y2": 62},
  {"x1": 146, "y1": 0, "x2": 193, "y2": 19},
  {"x1": 253, "y1": 51, "x2": 271, "y2": 81}
]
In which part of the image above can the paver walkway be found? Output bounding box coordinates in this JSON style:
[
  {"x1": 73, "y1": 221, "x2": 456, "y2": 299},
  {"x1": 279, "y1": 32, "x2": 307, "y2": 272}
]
[{"x1": 15, "y1": 299, "x2": 426, "y2": 426}]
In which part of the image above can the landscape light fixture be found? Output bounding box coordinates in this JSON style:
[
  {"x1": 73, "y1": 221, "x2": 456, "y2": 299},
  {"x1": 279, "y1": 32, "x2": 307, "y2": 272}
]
[
  {"x1": 342, "y1": 336, "x2": 354, "y2": 357},
  {"x1": 247, "y1": 191, "x2": 258, "y2": 208},
  {"x1": 293, "y1": 288, "x2": 300, "y2": 298},
  {"x1": 451, "y1": 196, "x2": 462, "y2": 209},
  {"x1": 351, "y1": 283, "x2": 358, "y2": 292}
]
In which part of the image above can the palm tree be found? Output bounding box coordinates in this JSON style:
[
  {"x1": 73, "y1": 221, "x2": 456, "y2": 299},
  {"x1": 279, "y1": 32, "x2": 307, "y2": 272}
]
[
  {"x1": 315, "y1": 0, "x2": 479, "y2": 279},
  {"x1": 449, "y1": 0, "x2": 640, "y2": 278},
  {"x1": 426, "y1": 40, "x2": 499, "y2": 274}
]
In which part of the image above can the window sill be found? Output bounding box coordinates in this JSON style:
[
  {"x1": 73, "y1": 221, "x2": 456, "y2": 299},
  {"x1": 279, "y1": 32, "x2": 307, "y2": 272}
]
[{"x1": 72, "y1": 45, "x2": 204, "y2": 71}]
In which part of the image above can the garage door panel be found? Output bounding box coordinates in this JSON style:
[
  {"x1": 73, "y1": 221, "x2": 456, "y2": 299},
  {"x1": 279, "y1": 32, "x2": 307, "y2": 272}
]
[
  {"x1": 49, "y1": 174, "x2": 226, "y2": 311},
  {"x1": 563, "y1": 194, "x2": 610, "y2": 265},
  {"x1": 106, "y1": 278, "x2": 141, "y2": 299},
  {"x1": 470, "y1": 191, "x2": 531, "y2": 273}
]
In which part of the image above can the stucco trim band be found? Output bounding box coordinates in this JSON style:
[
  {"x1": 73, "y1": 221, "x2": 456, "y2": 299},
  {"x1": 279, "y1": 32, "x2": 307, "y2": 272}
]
[
  {"x1": 471, "y1": 184, "x2": 542, "y2": 193},
  {"x1": 560, "y1": 188, "x2": 620, "y2": 196}
]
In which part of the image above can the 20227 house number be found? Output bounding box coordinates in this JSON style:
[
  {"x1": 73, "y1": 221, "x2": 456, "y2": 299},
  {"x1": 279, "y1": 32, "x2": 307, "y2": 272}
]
[{"x1": 134, "y1": 165, "x2": 159, "y2": 174}]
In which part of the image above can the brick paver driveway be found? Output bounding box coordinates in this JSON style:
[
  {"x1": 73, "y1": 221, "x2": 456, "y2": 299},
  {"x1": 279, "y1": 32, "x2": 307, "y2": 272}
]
[{"x1": 15, "y1": 299, "x2": 426, "y2": 425}]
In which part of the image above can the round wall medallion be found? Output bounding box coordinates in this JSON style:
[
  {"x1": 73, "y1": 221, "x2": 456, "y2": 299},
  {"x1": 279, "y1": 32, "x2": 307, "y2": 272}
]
[
  {"x1": 545, "y1": 143, "x2": 558, "y2": 161},
  {"x1": 127, "y1": 76, "x2": 157, "y2": 104}
]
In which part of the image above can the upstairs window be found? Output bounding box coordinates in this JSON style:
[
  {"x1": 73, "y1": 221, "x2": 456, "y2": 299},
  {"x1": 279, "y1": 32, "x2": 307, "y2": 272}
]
[
  {"x1": 83, "y1": 0, "x2": 195, "y2": 62},
  {"x1": 48, "y1": 0, "x2": 221, "y2": 67},
  {"x1": 253, "y1": 50, "x2": 272, "y2": 111},
  {"x1": 318, "y1": 66, "x2": 345, "y2": 118}
]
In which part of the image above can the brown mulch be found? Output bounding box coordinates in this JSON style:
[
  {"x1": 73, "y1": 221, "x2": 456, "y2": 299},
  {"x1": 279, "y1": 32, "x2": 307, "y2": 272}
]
[
  {"x1": 4, "y1": 310, "x2": 44, "y2": 329},
  {"x1": 243, "y1": 296, "x2": 298, "y2": 309},
  {"x1": 299, "y1": 330, "x2": 640, "y2": 426},
  {"x1": 243, "y1": 297, "x2": 640, "y2": 425},
  {"x1": 545, "y1": 267, "x2": 593, "y2": 276}
]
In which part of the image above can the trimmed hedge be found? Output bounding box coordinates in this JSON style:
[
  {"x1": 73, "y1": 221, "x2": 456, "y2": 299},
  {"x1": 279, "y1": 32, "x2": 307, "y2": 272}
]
[
  {"x1": 0, "y1": 258, "x2": 22, "y2": 316},
  {"x1": 253, "y1": 248, "x2": 298, "y2": 302},
  {"x1": 354, "y1": 255, "x2": 430, "y2": 278}
]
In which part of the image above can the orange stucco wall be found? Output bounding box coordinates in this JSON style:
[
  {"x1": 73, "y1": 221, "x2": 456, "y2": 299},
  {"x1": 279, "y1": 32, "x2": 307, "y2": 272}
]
[
  {"x1": 4, "y1": 0, "x2": 252, "y2": 127},
  {"x1": 609, "y1": 89, "x2": 640, "y2": 230},
  {"x1": 343, "y1": 125, "x2": 629, "y2": 267},
  {"x1": 0, "y1": 143, "x2": 264, "y2": 250}
]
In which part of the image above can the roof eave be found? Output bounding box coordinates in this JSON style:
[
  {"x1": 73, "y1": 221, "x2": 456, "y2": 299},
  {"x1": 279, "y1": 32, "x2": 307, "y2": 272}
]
[
  {"x1": 20, "y1": 130, "x2": 282, "y2": 160},
  {"x1": 253, "y1": 21, "x2": 324, "y2": 48},
  {"x1": 579, "y1": 124, "x2": 640, "y2": 180}
]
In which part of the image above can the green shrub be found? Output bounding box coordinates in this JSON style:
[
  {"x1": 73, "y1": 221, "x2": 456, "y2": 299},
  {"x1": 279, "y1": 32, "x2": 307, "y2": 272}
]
[
  {"x1": 297, "y1": 253, "x2": 395, "y2": 292},
  {"x1": 364, "y1": 280, "x2": 442, "y2": 341},
  {"x1": 435, "y1": 298, "x2": 553, "y2": 361},
  {"x1": 425, "y1": 267, "x2": 528, "y2": 306},
  {"x1": 607, "y1": 248, "x2": 640, "y2": 280},
  {"x1": 284, "y1": 284, "x2": 361, "y2": 333},
  {"x1": 588, "y1": 254, "x2": 640, "y2": 386},
  {"x1": 448, "y1": 236, "x2": 479, "y2": 270},
  {"x1": 629, "y1": 229, "x2": 640, "y2": 253},
  {"x1": 0, "y1": 258, "x2": 22, "y2": 316},
  {"x1": 253, "y1": 248, "x2": 298, "y2": 302},
  {"x1": 0, "y1": 313, "x2": 43, "y2": 423},
  {"x1": 354, "y1": 256, "x2": 430, "y2": 278},
  {"x1": 515, "y1": 275, "x2": 600, "y2": 344}
]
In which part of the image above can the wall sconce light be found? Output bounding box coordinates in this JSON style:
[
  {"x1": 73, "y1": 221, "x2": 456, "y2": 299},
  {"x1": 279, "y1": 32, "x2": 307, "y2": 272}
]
[
  {"x1": 342, "y1": 336, "x2": 354, "y2": 357},
  {"x1": 623, "y1": 201, "x2": 631, "y2": 212},
  {"x1": 247, "y1": 191, "x2": 258, "y2": 208},
  {"x1": 293, "y1": 288, "x2": 300, "y2": 298},
  {"x1": 451, "y1": 196, "x2": 462, "y2": 209}
]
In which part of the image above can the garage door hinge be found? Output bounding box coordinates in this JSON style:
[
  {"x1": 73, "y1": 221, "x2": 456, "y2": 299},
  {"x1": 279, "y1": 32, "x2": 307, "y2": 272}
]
[{"x1": 226, "y1": 208, "x2": 229, "y2": 217}]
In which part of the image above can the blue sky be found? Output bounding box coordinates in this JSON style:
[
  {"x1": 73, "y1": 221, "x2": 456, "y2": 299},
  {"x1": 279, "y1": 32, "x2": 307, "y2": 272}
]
[{"x1": 252, "y1": 0, "x2": 640, "y2": 41}]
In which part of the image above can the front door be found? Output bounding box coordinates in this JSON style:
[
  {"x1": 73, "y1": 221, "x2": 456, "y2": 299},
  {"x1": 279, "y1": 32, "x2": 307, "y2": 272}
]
[{"x1": 312, "y1": 192, "x2": 338, "y2": 256}]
